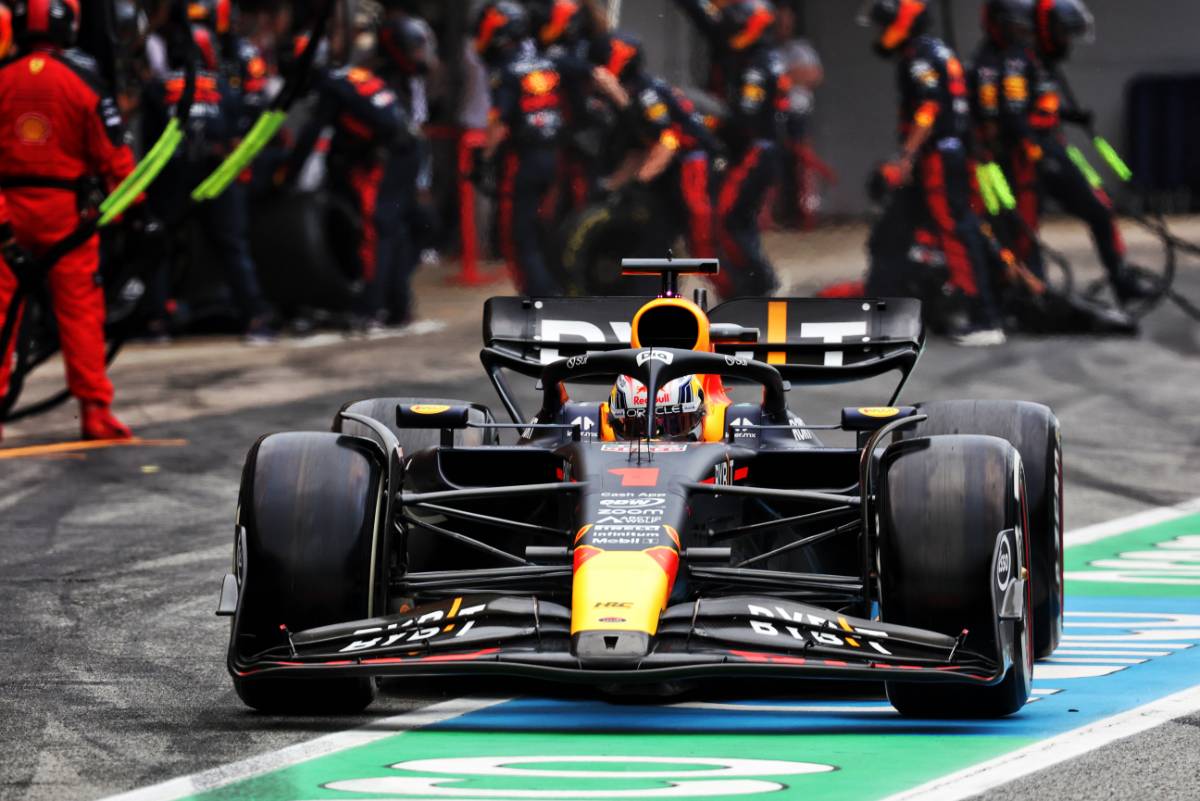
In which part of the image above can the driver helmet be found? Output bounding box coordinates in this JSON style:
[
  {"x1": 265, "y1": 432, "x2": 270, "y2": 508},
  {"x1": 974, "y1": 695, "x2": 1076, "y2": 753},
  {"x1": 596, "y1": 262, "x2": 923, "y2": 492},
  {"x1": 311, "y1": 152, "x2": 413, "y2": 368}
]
[{"x1": 609, "y1": 374, "x2": 706, "y2": 441}]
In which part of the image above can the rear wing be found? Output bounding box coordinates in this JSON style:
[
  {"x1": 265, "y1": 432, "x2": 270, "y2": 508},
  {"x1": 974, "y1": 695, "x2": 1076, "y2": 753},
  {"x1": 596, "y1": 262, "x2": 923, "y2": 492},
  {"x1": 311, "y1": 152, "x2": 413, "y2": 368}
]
[
  {"x1": 707, "y1": 298, "x2": 924, "y2": 385},
  {"x1": 481, "y1": 296, "x2": 924, "y2": 421}
]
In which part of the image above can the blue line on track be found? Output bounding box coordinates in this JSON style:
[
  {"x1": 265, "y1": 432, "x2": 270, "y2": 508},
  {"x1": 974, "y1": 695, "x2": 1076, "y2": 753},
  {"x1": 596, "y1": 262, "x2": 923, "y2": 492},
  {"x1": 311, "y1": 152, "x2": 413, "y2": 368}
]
[{"x1": 430, "y1": 597, "x2": 1200, "y2": 738}]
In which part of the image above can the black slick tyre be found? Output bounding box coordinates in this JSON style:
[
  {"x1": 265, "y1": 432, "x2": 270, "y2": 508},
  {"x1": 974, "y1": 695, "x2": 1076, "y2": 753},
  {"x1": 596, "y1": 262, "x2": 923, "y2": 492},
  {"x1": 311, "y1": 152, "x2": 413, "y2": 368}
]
[
  {"x1": 900, "y1": 400, "x2": 1063, "y2": 658},
  {"x1": 229, "y1": 432, "x2": 383, "y2": 713},
  {"x1": 879, "y1": 434, "x2": 1034, "y2": 718}
]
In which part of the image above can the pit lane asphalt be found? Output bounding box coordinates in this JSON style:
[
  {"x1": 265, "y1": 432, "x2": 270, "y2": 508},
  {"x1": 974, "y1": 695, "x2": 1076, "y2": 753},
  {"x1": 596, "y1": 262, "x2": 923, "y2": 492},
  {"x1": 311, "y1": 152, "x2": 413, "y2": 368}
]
[{"x1": 1, "y1": 241, "x2": 1198, "y2": 801}]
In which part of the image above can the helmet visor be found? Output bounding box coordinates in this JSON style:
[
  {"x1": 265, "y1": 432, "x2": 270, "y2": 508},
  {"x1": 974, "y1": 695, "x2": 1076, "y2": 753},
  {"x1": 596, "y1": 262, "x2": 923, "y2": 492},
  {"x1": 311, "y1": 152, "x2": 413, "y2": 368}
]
[{"x1": 610, "y1": 376, "x2": 704, "y2": 441}]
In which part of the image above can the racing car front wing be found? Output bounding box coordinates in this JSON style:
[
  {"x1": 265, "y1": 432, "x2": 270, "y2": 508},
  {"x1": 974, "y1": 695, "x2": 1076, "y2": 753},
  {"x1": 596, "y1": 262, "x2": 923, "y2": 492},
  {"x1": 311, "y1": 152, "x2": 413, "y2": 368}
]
[{"x1": 229, "y1": 595, "x2": 1002, "y2": 686}]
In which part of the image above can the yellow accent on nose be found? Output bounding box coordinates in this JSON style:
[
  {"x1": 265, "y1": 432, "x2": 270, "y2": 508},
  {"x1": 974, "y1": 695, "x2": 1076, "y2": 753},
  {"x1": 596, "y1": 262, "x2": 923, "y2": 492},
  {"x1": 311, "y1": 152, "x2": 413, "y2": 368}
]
[{"x1": 572, "y1": 551, "x2": 673, "y2": 635}]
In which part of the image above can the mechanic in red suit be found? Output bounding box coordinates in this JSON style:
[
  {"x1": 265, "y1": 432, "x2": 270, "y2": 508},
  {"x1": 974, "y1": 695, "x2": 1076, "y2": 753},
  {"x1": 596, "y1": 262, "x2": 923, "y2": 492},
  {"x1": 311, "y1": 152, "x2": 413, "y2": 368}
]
[{"x1": 0, "y1": 0, "x2": 136, "y2": 441}]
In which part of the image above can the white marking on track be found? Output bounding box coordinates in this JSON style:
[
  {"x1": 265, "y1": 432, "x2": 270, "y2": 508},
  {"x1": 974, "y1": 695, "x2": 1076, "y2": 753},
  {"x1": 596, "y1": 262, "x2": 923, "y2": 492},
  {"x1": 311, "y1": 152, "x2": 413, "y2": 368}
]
[
  {"x1": 671, "y1": 701, "x2": 896, "y2": 714},
  {"x1": 1064, "y1": 498, "x2": 1200, "y2": 547},
  {"x1": 94, "y1": 697, "x2": 511, "y2": 801},
  {"x1": 878, "y1": 684, "x2": 1200, "y2": 801}
]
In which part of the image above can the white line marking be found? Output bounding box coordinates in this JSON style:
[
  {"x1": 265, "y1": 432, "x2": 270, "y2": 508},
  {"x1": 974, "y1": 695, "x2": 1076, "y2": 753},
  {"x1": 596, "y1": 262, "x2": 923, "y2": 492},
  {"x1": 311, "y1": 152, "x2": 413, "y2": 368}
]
[
  {"x1": 1064, "y1": 497, "x2": 1200, "y2": 547},
  {"x1": 1041, "y1": 656, "x2": 1147, "y2": 664},
  {"x1": 96, "y1": 697, "x2": 511, "y2": 801},
  {"x1": 1054, "y1": 649, "x2": 1170, "y2": 657},
  {"x1": 878, "y1": 683, "x2": 1200, "y2": 801},
  {"x1": 1061, "y1": 640, "x2": 1192, "y2": 648},
  {"x1": 671, "y1": 701, "x2": 895, "y2": 714}
]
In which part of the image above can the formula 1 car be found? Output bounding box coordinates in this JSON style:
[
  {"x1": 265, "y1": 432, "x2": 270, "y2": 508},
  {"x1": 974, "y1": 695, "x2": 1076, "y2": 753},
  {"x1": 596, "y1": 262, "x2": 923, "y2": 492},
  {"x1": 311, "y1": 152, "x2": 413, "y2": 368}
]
[{"x1": 219, "y1": 260, "x2": 1064, "y2": 718}]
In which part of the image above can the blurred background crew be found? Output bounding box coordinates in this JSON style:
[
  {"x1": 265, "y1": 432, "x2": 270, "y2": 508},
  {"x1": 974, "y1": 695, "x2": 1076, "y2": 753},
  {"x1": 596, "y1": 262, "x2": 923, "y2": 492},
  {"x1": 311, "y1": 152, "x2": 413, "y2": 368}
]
[
  {"x1": 527, "y1": 0, "x2": 594, "y2": 61},
  {"x1": 530, "y1": 0, "x2": 606, "y2": 215},
  {"x1": 475, "y1": 1, "x2": 576, "y2": 296},
  {"x1": 859, "y1": 0, "x2": 1004, "y2": 346},
  {"x1": 286, "y1": 33, "x2": 418, "y2": 329},
  {"x1": 970, "y1": 0, "x2": 1043, "y2": 275},
  {"x1": 717, "y1": 0, "x2": 784, "y2": 296},
  {"x1": 143, "y1": 19, "x2": 274, "y2": 343},
  {"x1": 1027, "y1": 0, "x2": 1154, "y2": 305},
  {"x1": 0, "y1": 0, "x2": 137, "y2": 440},
  {"x1": 191, "y1": 0, "x2": 271, "y2": 145},
  {"x1": 778, "y1": 36, "x2": 827, "y2": 230},
  {"x1": 592, "y1": 34, "x2": 722, "y2": 265},
  {"x1": 378, "y1": 2, "x2": 438, "y2": 320}
]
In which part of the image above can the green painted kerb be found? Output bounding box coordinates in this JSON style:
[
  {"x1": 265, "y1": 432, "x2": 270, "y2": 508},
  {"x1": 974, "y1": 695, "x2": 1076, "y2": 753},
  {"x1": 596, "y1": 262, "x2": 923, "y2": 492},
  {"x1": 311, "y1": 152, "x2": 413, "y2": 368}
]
[
  {"x1": 1066, "y1": 513, "x2": 1200, "y2": 598},
  {"x1": 183, "y1": 731, "x2": 1031, "y2": 801}
]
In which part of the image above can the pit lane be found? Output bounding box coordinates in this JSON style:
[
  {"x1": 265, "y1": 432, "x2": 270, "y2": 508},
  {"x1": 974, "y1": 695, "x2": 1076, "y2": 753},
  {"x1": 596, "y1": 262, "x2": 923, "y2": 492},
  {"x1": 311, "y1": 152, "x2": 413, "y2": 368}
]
[{"x1": 1, "y1": 222, "x2": 1199, "y2": 801}]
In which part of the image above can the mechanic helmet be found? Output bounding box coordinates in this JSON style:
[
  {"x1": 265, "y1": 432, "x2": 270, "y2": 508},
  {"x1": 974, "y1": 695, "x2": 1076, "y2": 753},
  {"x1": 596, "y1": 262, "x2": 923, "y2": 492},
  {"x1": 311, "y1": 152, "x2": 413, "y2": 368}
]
[
  {"x1": 1034, "y1": 0, "x2": 1094, "y2": 63},
  {"x1": 589, "y1": 32, "x2": 643, "y2": 84},
  {"x1": 379, "y1": 14, "x2": 434, "y2": 76},
  {"x1": 474, "y1": 1, "x2": 529, "y2": 68},
  {"x1": 115, "y1": 0, "x2": 148, "y2": 49},
  {"x1": 12, "y1": 0, "x2": 80, "y2": 48},
  {"x1": 856, "y1": 0, "x2": 930, "y2": 57},
  {"x1": 0, "y1": 4, "x2": 12, "y2": 59},
  {"x1": 188, "y1": 0, "x2": 231, "y2": 35},
  {"x1": 528, "y1": 0, "x2": 585, "y2": 49},
  {"x1": 721, "y1": 0, "x2": 776, "y2": 52},
  {"x1": 983, "y1": 0, "x2": 1035, "y2": 47},
  {"x1": 609, "y1": 374, "x2": 706, "y2": 441}
]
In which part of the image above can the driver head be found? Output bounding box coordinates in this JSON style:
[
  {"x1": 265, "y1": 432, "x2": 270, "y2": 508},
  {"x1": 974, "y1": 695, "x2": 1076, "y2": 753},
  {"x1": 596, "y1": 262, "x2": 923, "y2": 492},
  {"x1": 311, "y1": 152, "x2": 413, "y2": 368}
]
[{"x1": 609, "y1": 375, "x2": 706, "y2": 441}]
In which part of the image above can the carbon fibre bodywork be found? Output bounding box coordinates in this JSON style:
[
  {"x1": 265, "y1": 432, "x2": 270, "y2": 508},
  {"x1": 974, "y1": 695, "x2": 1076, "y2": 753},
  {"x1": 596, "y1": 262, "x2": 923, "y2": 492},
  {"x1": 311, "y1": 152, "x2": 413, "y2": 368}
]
[{"x1": 225, "y1": 285, "x2": 1030, "y2": 695}]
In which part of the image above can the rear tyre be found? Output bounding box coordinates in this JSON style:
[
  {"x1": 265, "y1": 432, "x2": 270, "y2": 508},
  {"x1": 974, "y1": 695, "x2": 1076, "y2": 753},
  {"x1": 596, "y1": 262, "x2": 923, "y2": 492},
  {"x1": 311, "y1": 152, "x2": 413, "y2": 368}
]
[
  {"x1": 901, "y1": 400, "x2": 1063, "y2": 658},
  {"x1": 879, "y1": 435, "x2": 1033, "y2": 718},
  {"x1": 230, "y1": 432, "x2": 383, "y2": 713}
]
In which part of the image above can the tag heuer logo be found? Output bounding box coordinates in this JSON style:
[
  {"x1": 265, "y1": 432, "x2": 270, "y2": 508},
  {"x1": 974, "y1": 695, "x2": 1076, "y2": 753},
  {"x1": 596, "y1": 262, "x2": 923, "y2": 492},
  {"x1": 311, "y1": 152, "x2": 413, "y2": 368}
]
[{"x1": 636, "y1": 350, "x2": 674, "y2": 366}]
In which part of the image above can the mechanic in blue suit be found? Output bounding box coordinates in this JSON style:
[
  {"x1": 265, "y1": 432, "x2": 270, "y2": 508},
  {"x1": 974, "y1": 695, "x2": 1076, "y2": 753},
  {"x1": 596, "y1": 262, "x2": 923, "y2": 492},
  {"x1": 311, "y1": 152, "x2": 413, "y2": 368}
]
[
  {"x1": 286, "y1": 35, "x2": 418, "y2": 329},
  {"x1": 717, "y1": 0, "x2": 786, "y2": 297}
]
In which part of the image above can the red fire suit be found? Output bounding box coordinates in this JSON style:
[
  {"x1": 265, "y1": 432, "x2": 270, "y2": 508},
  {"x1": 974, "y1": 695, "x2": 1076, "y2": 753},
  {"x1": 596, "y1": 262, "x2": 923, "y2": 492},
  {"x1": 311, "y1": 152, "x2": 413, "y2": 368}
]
[{"x1": 0, "y1": 47, "x2": 136, "y2": 407}]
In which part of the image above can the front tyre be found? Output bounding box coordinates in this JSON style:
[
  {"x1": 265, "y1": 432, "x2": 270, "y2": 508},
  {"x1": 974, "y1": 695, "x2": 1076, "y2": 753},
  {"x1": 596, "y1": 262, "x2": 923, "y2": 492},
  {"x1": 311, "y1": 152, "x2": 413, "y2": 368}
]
[
  {"x1": 879, "y1": 435, "x2": 1033, "y2": 718},
  {"x1": 229, "y1": 432, "x2": 384, "y2": 713}
]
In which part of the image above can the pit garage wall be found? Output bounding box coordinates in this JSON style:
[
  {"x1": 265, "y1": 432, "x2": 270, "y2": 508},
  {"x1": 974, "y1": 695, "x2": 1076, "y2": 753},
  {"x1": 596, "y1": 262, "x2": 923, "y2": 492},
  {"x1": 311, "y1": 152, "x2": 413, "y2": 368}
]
[{"x1": 616, "y1": 0, "x2": 1200, "y2": 215}]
